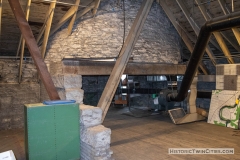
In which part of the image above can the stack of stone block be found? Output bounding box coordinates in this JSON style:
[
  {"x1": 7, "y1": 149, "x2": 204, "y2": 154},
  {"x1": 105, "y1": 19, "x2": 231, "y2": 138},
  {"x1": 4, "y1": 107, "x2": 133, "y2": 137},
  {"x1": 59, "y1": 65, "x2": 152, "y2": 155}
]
[
  {"x1": 79, "y1": 104, "x2": 113, "y2": 160},
  {"x1": 52, "y1": 74, "x2": 84, "y2": 103}
]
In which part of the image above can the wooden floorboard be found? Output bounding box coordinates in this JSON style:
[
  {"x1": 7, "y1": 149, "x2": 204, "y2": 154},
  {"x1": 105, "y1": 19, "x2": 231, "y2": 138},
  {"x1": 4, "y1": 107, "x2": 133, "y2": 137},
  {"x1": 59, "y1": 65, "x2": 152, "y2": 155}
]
[
  {"x1": 0, "y1": 106, "x2": 240, "y2": 160},
  {"x1": 103, "y1": 106, "x2": 240, "y2": 160}
]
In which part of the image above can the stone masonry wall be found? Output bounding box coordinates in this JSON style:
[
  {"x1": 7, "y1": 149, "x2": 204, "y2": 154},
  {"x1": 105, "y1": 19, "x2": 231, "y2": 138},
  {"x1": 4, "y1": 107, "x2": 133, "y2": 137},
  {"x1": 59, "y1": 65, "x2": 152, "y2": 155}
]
[
  {"x1": 45, "y1": 0, "x2": 181, "y2": 64},
  {"x1": 0, "y1": 60, "x2": 40, "y2": 129}
]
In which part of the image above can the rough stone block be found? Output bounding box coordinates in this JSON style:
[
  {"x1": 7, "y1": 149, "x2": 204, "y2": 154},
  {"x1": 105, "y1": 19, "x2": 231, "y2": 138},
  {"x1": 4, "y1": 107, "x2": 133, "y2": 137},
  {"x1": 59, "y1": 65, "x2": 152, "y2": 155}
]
[
  {"x1": 79, "y1": 104, "x2": 102, "y2": 127},
  {"x1": 81, "y1": 125, "x2": 111, "y2": 148},
  {"x1": 52, "y1": 74, "x2": 82, "y2": 89},
  {"x1": 66, "y1": 88, "x2": 84, "y2": 104}
]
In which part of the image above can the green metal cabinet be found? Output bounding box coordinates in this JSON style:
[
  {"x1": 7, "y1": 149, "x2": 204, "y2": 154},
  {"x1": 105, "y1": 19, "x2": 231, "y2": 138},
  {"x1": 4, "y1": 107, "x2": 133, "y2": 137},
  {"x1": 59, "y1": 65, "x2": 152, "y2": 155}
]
[{"x1": 24, "y1": 103, "x2": 80, "y2": 160}]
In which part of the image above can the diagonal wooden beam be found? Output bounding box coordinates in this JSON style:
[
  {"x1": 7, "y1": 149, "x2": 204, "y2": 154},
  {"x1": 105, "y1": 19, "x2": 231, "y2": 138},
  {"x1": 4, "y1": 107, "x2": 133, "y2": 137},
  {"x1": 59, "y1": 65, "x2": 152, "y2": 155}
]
[
  {"x1": 0, "y1": 0, "x2": 2, "y2": 37},
  {"x1": 195, "y1": 0, "x2": 234, "y2": 64},
  {"x1": 36, "y1": 9, "x2": 54, "y2": 44},
  {"x1": 19, "y1": 0, "x2": 32, "y2": 83},
  {"x1": 8, "y1": 0, "x2": 60, "y2": 100},
  {"x1": 98, "y1": 0, "x2": 154, "y2": 121},
  {"x1": 220, "y1": 32, "x2": 240, "y2": 53},
  {"x1": 218, "y1": 0, "x2": 240, "y2": 45},
  {"x1": 38, "y1": 2, "x2": 95, "y2": 45},
  {"x1": 41, "y1": 1, "x2": 56, "y2": 58},
  {"x1": 67, "y1": 0, "x2": 81, "y2": 35},
  {"x1": 159, "y1": 0, "x2": 209, "y2": 75},
  {"x1": 92, "y1": 0, "x2": 100, "y2": 15},
  {"x1": 176, "y1": 0, "x2": 216, "y2": 66}
]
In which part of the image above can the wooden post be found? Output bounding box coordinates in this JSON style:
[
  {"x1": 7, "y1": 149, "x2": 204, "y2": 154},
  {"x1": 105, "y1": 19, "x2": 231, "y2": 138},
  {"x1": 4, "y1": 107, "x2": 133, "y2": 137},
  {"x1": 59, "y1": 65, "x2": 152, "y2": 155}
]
[
  {"x1": 0, "y1": 0, "x2": 2, "y2": 38},
  {"x1": 97, "y1": 0, "x2": 154, "y2": 122},
  {"x1": 92, "y1": 0, "x2": 100, "y2": 15},
  {"x1": 41, "y1": 1, "x2": 56, "y2": 58},
  {"x1": 8, "y1": 0, "x2": 60, "y2": 100},
  {"x1": 67, "y1": 0, "x2": 81, "y2": 35},
  {"x1": 18, "y1": 0, "x2": 32, "y2": 83}
]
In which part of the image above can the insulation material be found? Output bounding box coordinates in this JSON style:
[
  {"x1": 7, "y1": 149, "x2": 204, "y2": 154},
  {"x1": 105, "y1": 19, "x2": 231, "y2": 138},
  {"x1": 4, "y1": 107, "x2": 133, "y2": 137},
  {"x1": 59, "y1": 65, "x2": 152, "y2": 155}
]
[{"x1": 208, "y1": 90, "x2": 240, "y2": 129}]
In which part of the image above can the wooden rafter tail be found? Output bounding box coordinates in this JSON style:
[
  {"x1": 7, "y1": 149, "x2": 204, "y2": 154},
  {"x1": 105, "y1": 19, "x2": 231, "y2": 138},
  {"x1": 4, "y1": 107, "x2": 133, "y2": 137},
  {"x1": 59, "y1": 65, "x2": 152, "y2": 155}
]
[
  {"x1": 8, "y1": 0, "x2": 60, "y2": 100},
  {"x1": 67, "y1": 0, "x2": 81, "y2": 36},
  {"x1": 159, "y1": 0, "x2": 209, "y2": 75},
  {"x1": 195, "y1": 0, "x2": 234, "y2": 64},
  {"x1": 176, "y1": 0, "x2": 216, "y2": 66},
  {"x1": 19, "y1": 0, "x2": 32, "y2": 83},
  {"x1": 97, "y1": 0, "x2": 154, "y2": 122},
  {"x1": 41, "y1": 1, "x2": 56, "y2": 58}
]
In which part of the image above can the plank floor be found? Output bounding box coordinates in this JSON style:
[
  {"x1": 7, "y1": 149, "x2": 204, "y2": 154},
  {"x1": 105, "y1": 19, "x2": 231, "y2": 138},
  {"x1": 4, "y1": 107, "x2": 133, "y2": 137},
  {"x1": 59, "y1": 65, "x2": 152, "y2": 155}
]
[
  {"x1": 0, "y1": 106, "x2": 240, "y2": 160},
  {"x1": 103, "y1": 106, "x2": 240, "y2": 160}
]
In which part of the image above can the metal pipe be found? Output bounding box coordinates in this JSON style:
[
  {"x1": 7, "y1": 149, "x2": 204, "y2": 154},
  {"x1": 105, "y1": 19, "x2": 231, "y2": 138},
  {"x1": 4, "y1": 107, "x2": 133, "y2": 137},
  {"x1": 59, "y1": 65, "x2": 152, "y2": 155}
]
[{"x1": 169, "y1": 11, "x2": 240, "y2": 102}]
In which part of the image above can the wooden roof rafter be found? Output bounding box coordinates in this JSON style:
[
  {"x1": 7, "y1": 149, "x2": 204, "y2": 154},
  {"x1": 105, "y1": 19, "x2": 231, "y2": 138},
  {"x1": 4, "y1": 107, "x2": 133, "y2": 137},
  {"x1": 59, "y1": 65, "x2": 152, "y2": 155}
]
[
  {"x1": 176, "y1": 0, "x2": 217, "y2": 66},
  {"x1": 158, "y1": 0, "x2": 209, "y2": 75},
  {"x1": 195, "y1": 0, "x2": 234, "y2": 64}
]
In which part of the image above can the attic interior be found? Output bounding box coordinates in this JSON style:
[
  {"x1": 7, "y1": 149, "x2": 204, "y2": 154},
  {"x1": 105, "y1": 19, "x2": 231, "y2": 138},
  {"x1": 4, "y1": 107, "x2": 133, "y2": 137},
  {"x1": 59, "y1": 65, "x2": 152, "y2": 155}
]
[{"x1": 1, "y1": 0, "x2": 240, "y2": 159}]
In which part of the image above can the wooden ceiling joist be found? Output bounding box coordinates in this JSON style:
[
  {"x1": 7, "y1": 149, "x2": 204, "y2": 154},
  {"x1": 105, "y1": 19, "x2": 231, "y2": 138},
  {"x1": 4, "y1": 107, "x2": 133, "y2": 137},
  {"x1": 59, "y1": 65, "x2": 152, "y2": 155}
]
[
  {"x1": 98, "y1": 0, "x2": 154, "y2": 122},
  {"x1": 159, "y1": 0, "x2": 209, "y2": 75},
  {"x1": 67, "y1": 0, "x2": 81, "y2": 35},
  {"x1": 18, "y1": 0, "x2": 32, "y2": 83},
  {"x1": 176, "y1": 0, "x2": 216, "y2": 66},
  {"x1": 218, "y1": 0, "x2": 240, "y2": 45},
  {"x1": 41, "y1": 1, "x2": 56, "y2": 58},
  {"x1": 195, "y1": 0, "x2": 234, "y2": 64}
]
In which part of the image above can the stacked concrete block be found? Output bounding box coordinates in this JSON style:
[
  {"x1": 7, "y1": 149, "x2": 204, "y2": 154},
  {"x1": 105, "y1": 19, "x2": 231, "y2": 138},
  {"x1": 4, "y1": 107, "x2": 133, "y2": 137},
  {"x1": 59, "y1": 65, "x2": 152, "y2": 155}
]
[
  {"x1": 79, "y1": 104, "x2": 113, "y2": 160},
  {"x1": 52, "y1": 74, "x2": 84, "y2": 103}
]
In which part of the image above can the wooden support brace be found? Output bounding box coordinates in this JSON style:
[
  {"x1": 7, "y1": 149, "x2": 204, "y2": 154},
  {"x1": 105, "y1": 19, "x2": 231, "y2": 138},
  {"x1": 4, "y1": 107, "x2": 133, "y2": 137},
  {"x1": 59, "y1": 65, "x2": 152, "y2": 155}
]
[
  {"x1": 159, "y1": 0, "x2": 209, "y2": 75},
  {"x1": 218, "y1": 0, "x2": 240, "y2": 45},
  {"x1": 67, "y1": 0, "x2": 81, "y2": 35},
  {"x1": 0, "y1": 0, "x2": 2, "y2": 38},
  {"x1": 19, "y1": 0, "x2": 32, "y2": 83},
  {"x1": 8, "y1": 0, "x2": 60, "y2": 100},
  {"x1": 92, "y1": 0, "x2": 100, "y2": 15},
  {"x1": 176, "y1": 0, "x2": 216, "y2": 66},
  {"x1": 41, "y1": 2, "x2": 56, "y2": 58},
  {"x1": 98, "y1": 0, "x2": 154, "y2": 122},
  {"x1": 195, "y1": 0, "x2": 234, "y2": 64},
  {"x1": 38, "y1": 2, "x2": 95, "y2": 45}
]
